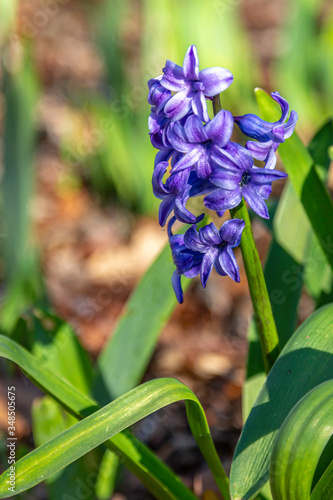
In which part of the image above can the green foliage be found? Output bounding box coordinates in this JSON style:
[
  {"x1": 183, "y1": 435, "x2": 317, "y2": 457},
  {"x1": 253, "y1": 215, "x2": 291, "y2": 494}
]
[
  {"x1": 1, "y1": 50, "x2": 45, "y2": 333},
  {"x1": 0, "y1": 335, "x2": 198, "y2": 500},
  {"x1": 230, "y1": 304, "x2": 333, "y2": 500},
  {"x1": 255, "y1": 89, "x2": 333, "y2": 273},
  {"x1": 275, "y1": 0, "x2": 333, "y2": 126},
  {"x1": 270, "y1": 380, "x2": 333, "y2": 500},
  {"x1": 26, "y1": 309, "x2": 93, "y2": 395},
  {"x1": 243, "y1": 117, "x2": 333, "y2": 420},
  {"x1": 94, "y1": 241, "x2": 190, "y2": 403}
]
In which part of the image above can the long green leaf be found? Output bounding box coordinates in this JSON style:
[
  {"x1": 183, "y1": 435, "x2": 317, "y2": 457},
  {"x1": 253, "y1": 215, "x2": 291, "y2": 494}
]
[
  {"x1": 27, "y1": 309, "x2": 98, "y2": 498},
  {"x1": 230, "y1": 303, "x2": 333, "y2": 500},
  {"x1": 270, "y1": 380, "x2": 333, "y2": 500},
  {"x1": 94, "y1": 242, "x2": 190, "y2": 403},
  {"x1": 1, "y1": 49, "x2": 44, "y2": 332},
  {"x1": 243, "y1": 238, "x2": 303, "y2": 421},
  {"x1": 27, "y1": 309, "x2": 93, "y2": 395},
  {"x1": 0, "y1": 335, "x2": 197, "y2": 500},
  {"x1": 0, "y1": 373, "x2": 229, "y2": 499},
  {"x1": 310, "y1": 460, "x2": 333, "y2": 500},
  {"x1": 255, "y1": 88, "x2": 333, "y2": 272},
  {"x1": 32, "y1": 396, "x2": 98, "y2": 500}
]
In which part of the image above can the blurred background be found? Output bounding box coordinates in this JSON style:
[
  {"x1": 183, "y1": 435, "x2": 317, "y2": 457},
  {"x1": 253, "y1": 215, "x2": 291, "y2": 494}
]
[{"x1": 0, "y1": 0, "x2": 332, "y2": 498}]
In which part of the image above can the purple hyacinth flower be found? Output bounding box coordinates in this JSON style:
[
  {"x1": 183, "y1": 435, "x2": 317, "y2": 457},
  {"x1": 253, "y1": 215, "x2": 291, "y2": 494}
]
[
  {"x1": 184, "y1": 219, "x2": 245, "y2": 288},
  {"x1": 168, "y1": 217, "x2": 204, "y2": 303},
  {"x1": 148, "y1": 79, "x2": 173, "y2": 149},
  {"x1": 166, "y1": 110, "x2": 233, "y2": 178},
  {"x1": 153, "y1": 161, "x2": 204, "y2": 227},
  {"x1": 148, "y1": 78, "x2": 172, "y2": 113},
  {"x1": 234, "y1": 92, "x2": 298, "y2": 159},
  {"x1": 161, "y1": 45, "x2": 233, "y2": 122},
  {"x1": 205, "y1": 142, "x2": 287, "y2": 219}
]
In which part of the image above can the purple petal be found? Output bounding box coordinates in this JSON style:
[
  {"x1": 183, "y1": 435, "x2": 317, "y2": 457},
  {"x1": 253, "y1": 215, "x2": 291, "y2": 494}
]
[
  {"x1": 225, "y1": 142, "x2": 254, "y2": 171},
  {"x1": 271, "y1": 91, "x2": 289, "y2": 123},
  {"x1": 242, "y1": 185, "x2": 269, "y2": 219},
  {"x1": 167, "y1": 216, "x2": 177, "y2": 237},
  {"x1": 189, "y1": 173, "x2": 216, "y2": 197},
  {"x1": 199, "y1": 223, "x2": 221, "y2": 245},
  {"x1": 154, "y1": 149, "x2": 173, "y2": 167},
  {"x1": 161, "y1": 60, "x2": 186, "y2": 91},
  {"x1": 264, "y1": 147, "x2": 277, "y2": 170},
  {"x1": 211, "y1": 143, "x2": 252, "y2": 172},
  {"x1": 210, "y1": 167, "x2": 241, "y2": 190},
  {"x1": 219, "y1": 219, "x2": 245, "y2": 247},
  {"x1": 183, "y1": 45, "x2": 199, "y2": 80},
  {"x1": 167, "y1": 122, "x2": 191, "y2": 153},
  {"x1": 150, "y1": 132, "x2": 165, "y2": 150},
  {"x1": 147, "y1": 79, "x2": 171, "y2": 113},
  {"x1": 192, "y1": 91, "x2": 210, "y2": 123},
  {"x1": 205, "y1": 110, "x2": 233, "y2": 147},
  {"x1": 195, "y1": 149, "x2": 213, "y2": 179},
  {"x1": 184, "y1": 263, "x2": 201, "y2": 279},
  {"x1": 200, "y1": 248, "x2": 219, "y2": 288},
  {"x1": 171, "y1": 271, "x2": 183, "y2": 303},
  {"x1": 159, "y1": 196, "x2": 175, "y2": 226},
  {"x1": 172, "y1": 146, "x2": 205, "y2": 173},
  {"x1": 234, "y1": 114, "x2": 273, "y2": 142},
  {"x1": 219, "y1": 247, "x2": 240, "y2": 282},
  {"x1": 167, "y1": 169, "x2": 190, "y2": 193},
  {"x1": 250, "y1": 167, "x2": 287, "y2": 184},
  {"x1": 164, "y1": 90, "x2": 193, "y2": 121},
  {"x1": 246, "y1": 141, "x2": 273, "y2": 161},
  {"x1": 184, "y1": 114, "x2": 209, "y2": 143},
  {"x1": 258, "y1": 184, "x2": 272, "y2": 199},
  {"x1": 284, "y1": 110, "x2": 298, "y2": 139},
  {"x1": 152, "y1": 161, "x2": 170, "y2": 197},
  {"x1": 199, "y1": 67, "x2": 233, "y2": 97},
  {"x1": 184, "y1": 225, "x2": 209, "y2": 252},
  {"x1": 148, "y1": 110, "x2": 160, "y2": 135},
  {"x1": 214, "y1": 258, "x2": 227, "y2": 277},
  {"x1": 174, "y1": 197, "x2": 204, "y2": 225},
  {"x1": 204, "y1": 188, "x2": 242, "y2": 212}
]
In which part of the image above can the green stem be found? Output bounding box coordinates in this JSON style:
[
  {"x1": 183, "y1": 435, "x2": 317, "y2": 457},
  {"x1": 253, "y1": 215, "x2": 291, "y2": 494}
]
[
  {"x1": 213, "y1": 93, "x2": 280, "y2": 372},
  {"x1": 212, "y1": 94, "x2": 222, "y2": 115},
  {"x1": 230, "y1": 201, "x2": 280, "y2": 371}
]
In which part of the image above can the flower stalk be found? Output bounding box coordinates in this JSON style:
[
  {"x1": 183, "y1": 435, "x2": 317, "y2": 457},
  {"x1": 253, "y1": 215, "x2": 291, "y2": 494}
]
[{"x1": 213, "y1": 93, "x2": 280, "y2": 372}]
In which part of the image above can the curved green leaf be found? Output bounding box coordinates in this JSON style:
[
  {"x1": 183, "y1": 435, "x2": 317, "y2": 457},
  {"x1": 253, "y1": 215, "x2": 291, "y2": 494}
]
[
  {"x1": 0, "y1": 375, "x2": 229, "y2": 500},
  {"x1": 310, "y1": 460, "x2": 333, "y2": 500},
  {"x1": 0, "y1": 335, "x2": 197, "y2": 500},
  {"x1": 270, "y1": 380, "x2": 333, "y2": 499},
  {"x1": 230, "y1": 304, "x2": 333, "y2": 500}
]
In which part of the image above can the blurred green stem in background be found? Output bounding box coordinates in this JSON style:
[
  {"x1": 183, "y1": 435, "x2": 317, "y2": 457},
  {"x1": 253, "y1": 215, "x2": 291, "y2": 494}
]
[
  {"x1": 1, "y1": 45, "x2": 45, "y2": 333},
  {"x1": 212, "y1": 94, "x2": 280, "y2": 373}
]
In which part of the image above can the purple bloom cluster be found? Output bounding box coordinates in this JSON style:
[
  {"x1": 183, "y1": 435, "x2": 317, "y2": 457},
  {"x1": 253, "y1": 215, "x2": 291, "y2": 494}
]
[{"x1": 148, "y1": 45, "x2": 297, "y2": 303}]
